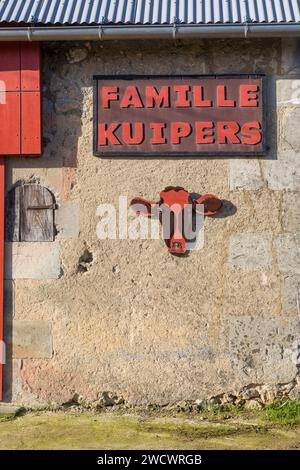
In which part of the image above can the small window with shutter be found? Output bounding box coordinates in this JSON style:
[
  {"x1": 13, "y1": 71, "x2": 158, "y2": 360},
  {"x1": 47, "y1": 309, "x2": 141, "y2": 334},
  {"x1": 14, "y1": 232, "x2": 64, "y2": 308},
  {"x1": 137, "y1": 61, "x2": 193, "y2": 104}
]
[{"x1": 5, "y1": 183, "x2": 56, "y2": 242}]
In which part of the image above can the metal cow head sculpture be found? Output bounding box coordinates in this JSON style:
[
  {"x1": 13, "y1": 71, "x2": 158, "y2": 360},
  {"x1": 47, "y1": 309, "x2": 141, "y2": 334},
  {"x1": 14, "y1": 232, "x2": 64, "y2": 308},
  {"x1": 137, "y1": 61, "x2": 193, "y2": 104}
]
[{"x1": 130, "y1": 186, "x2": 222, "y2": 255}]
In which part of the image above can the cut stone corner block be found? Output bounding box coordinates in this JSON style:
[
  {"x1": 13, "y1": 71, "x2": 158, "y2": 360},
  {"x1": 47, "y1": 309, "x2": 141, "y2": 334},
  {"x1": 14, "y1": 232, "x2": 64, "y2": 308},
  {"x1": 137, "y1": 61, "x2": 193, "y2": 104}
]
[
  {"x1": 4, "y1": 241, "x2": 61, "y2": 280},
  {"x1": 275, "y1": 235, "x2": 300, "y2": 275},
  {"x1": 264, "y1": 151, "x2": 300, "y2": 191},
  {"x1": 221, "y1": 313, "x2": 300, "y2": 384},
  {"x1": 229, "y1": 159, "x2": 263, "y2": 191},
  {"x1": 12, "y1": 320, "x2": 53, "y2": 359},
  {"x1": 281, "y1": 274, "x2": 300, "y2": 314},
  {"x1": 56, "y1": 200, "x2": 80, "y2": 239},
  {"x1": 229, "y1": 233, "x2": 272, "y2": 272}
]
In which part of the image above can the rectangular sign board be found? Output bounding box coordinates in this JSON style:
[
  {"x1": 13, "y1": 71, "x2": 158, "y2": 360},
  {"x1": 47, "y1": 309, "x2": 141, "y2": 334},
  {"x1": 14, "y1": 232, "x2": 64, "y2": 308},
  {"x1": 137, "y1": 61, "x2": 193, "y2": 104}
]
[{"x1": 94, "y1": 75, "x2": 265, "y2": 157}]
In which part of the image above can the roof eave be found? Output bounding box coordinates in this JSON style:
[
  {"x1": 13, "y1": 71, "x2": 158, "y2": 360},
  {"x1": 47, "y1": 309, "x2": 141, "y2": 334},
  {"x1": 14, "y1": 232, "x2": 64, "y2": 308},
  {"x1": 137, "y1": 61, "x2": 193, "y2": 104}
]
[{"x1": 0, "y1": 23, "x2": 300, "y2": 41}]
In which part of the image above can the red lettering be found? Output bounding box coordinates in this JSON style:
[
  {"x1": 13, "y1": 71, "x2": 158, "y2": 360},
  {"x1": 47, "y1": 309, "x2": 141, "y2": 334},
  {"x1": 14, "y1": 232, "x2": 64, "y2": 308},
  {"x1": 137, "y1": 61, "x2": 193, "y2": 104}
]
[
  {"x1": 193, "y1": 86, "x2": 212, "y2": 107},
  {"x1": 146, "y1": 86, "x2": 169, "y2": 108},
  {"x1": 241, "y1": 121, "x2": 262, "y2": 144},
  {"x1": 98, "y1": 123, "x2": 121, "y2": 145},
  {"x1": 217, "y1": 85, "x2": 235, "y2": 107},
  {"x1": 121, "y1": 86, "x2": 144, "y2": 108},
  {"x1": 240, "y1": 85, "x2": 259, "y2": 107},
  {"x1": 122, "y1": 122, "x2": 144, "y2": 145},
  {"x1": 150, "y1": 123, "x2": 166, "y2": 144},
  {"x1": 195, "y1": 122, "x2": 214, "y2": 144},
  {"x1": 217, "y1": 121, "x2": 240, "y2": 144},
  {"x1": 174, "y1": 85, "x2": 191, "y2": 107},
  {"x1": 102, "y1": 87, "x2": 118, "y2": 108},
  {"x1": 171, "y1": 122, "x2": 192, "y2": 144}
]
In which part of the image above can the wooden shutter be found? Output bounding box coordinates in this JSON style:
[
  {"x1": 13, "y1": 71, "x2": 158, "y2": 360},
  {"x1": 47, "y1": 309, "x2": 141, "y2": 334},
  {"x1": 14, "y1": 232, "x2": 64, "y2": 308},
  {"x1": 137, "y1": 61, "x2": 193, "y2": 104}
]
[
  {"x1": 5, "y1": 184, "x2": 55, "y2": 242},
  {"x1": 0, "y1": 42, "x2": 41, "y2": 157}
]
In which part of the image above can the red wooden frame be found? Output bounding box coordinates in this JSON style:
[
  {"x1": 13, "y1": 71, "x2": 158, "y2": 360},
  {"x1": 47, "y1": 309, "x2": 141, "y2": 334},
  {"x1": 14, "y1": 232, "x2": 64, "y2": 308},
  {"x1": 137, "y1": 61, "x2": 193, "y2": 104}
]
[{"x1": 0, "y1": 156, "x2": 4, "y2": 401}]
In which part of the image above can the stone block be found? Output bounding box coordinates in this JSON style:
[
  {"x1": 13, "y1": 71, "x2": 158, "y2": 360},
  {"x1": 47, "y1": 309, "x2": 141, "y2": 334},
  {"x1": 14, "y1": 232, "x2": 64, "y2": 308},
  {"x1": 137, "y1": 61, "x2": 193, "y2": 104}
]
[
  {"x1": 0, "y1": 403, "x2": 22, "y2": 415},
  {"x1": 282, "y1": 274, "x2": 300, "y2": 313},
  {"x1": 13, "y1": 320, "x2": 52, "y2": 359},
  {"x1": 288, "y1": 384, "x2": 300, "y2": 399},
  {"x1": 275, "y1": 235, "x2": 300, "y2": 274},
  {"x1": 277, "y1": 79, "x2": 300, "y2": 105},
  {"x1": 4, "y1": 150, "x2": 64, "y2": 192},
  {"x1": 229, "y1": 160, "x2": 263, "y2": 191},
  {"x1": 244, "y1": 399, "x2": 263, "y2": 410},
  {"x1": 5, "y1": 242, "x2": 61, "y2": 280},
  {"x1": 264, "y1": 150, "x2": 300, "y2": 191},
  {"x1": 282, "y1": 192, "x2": 300, "y2": 233},
  {"x1": 221, "y1": 314, "x2": 300, "y2": 384},
  {"x1": 55, "y1": 97, "x2": 79, "y2": 114},
  {"x1": 279, "y1": 106, "x2": 300, "y2": 151},
  {"x1": 56, "y1": 200, "x2": 80, "y2": 239},
  {"x1": 66, "y1": 47, "x2": 88, "y2": 64},
  {"x1": 229, "y1": 233, "x2": 272, "y2": 271},
  {"x1": 281, "y1": 38, "x2": 300, "y2": 75}
]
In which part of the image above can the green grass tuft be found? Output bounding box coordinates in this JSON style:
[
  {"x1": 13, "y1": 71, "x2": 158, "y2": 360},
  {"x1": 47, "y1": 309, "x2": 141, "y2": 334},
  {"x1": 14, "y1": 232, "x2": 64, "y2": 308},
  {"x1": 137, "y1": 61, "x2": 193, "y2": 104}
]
[{"x1": 264, "y1": 400, "x2": 300, "y2": 425}]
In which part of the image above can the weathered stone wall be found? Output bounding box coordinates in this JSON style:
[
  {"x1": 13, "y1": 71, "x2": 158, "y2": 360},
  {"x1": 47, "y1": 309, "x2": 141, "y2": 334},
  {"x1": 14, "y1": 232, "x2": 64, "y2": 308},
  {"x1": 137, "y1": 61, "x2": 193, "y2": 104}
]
[{"x1": 3, "y1": 38, "x2": 300, "y2": 407}]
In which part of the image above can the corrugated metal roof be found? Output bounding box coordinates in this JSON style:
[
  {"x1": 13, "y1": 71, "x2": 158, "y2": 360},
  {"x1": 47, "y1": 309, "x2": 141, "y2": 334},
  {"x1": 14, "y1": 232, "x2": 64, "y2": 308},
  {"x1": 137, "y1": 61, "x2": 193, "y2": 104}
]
[{"x1": 0, "y1": 0, "x2": 300, "y2": 26}]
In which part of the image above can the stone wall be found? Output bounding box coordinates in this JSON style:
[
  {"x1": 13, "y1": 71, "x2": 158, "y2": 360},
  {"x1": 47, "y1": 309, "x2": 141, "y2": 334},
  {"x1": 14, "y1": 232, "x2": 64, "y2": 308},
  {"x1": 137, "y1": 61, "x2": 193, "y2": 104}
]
[{"x1": 3, "y1": 38, "x2": 300, "y2": 406}]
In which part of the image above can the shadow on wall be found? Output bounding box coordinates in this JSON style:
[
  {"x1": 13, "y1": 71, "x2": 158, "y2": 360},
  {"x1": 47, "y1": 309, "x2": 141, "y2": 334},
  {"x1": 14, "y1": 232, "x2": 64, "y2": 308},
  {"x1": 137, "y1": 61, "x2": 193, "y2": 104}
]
[
  {"x1": 264, "y1": 75, "x2": 278, "y2": 162},
  {"x1": 3, "y1": 275, "x2": 13, "y2": 402}
]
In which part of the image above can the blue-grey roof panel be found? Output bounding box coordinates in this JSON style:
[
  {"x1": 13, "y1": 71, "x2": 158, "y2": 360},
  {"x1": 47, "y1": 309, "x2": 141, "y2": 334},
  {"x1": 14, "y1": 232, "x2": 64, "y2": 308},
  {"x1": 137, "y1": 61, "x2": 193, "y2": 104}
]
[{"x1": 0, "y1": 0, "x2": 300, "y2": 25}]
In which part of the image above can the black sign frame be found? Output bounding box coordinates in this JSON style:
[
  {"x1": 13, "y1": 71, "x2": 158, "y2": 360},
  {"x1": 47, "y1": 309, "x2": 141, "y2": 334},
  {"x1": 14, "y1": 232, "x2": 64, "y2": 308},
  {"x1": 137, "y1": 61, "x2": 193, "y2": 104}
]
[{"x1": 93, "y1": 74, "x2": 267, "y2": 157}]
